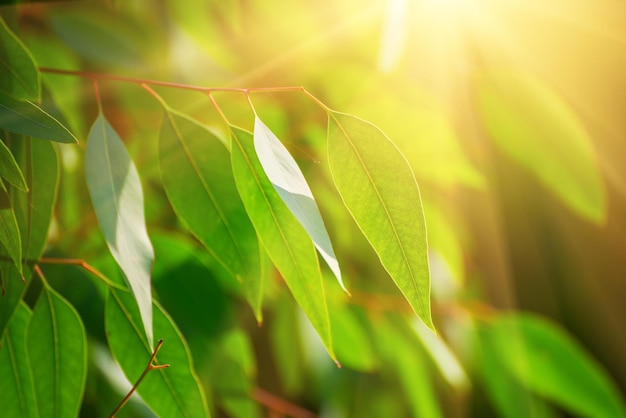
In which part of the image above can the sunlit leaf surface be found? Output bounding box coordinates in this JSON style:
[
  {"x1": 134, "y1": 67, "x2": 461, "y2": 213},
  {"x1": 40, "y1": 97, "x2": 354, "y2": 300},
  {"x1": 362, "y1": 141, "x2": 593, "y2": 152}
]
[
  {"x1": 327, "y1": 111, "x2": 433, "y2": 331},
  {"x1": 27, "y1": 287, "x2": 87, "y2": 418},
  {"x1": 254, "y1": 116, "x2": 345, "y2": 292},
  {"x1": 86, "y1": 113, "x2": 154, "y2": 347},
  {"x1": 231, "y1": 126, "x2": 334, "y2": 360}
]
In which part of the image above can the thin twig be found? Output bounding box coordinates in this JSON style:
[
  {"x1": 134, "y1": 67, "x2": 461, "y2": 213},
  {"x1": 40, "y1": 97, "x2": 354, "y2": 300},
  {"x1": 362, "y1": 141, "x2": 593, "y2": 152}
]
[
  {"x1": 252, "y1": 387, "x2": 317, "y2": 418},
  {"x1": 37, "y1": 257, "x2": 126, "y2": 290},
  {"x1": 109, "y1": 339, "x2": 169, "y2": 418}
]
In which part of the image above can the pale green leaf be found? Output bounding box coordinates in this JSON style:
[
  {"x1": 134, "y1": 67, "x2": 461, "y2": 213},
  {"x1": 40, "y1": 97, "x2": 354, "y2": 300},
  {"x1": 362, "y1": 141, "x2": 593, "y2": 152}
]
[
  {"x1": 159, "y1": 110, "x2": 262, "y2": 321},
  {"x1": 0, "y1": 302, "x2": 38, "y2": 418},
  {"x1": 0, "y1": 137, "x2": 58, "y2": 336},
  {"x1": 106, "y1": 288, "x2": 210, "y2": 418},
  {"x1": 331, "y1": 304, "x2": 376, "y2": 372},
  {"x1": 27, "y1": 287, "x2": 87, "y2": 418},
  {"x1": 0, "y1": 93, "x2": 77, "y2": 143},
  {"x1": 0, "y1": 181, "x2": 21, "y2": 275},
  {"x1": 327, "y1": 112, "x2": 433, "y2": 331},
  {"x1": 487, "y1": 314, "x2": 626, "y2": 418},
  {"x1": 86, "y1": 113, "x2": 154, "y2": 347},
  {"x1": 0, "y1": 17, "x2": 40, "y2": 100},
  {"x1": 477, "y1": 71, "x2": 606, "y2": 223},
  {"x1": 230, "y1": 126, "x2": 335, "y2": 361},
  {"x1": 0, "y1": 139, "x2": 27, "y2": 191},
  {"x1": 254, "y1": 116, "x2": 345, "y2": 293}
]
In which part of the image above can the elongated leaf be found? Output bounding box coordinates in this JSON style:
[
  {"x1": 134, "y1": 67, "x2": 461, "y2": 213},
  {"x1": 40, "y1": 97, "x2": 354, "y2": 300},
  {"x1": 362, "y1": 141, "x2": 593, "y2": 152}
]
[
  {"x1": 0, "y1": 181, "x2": 21, "y2": 274},
  {"x1": 0, "y1": 93, "x2": 77, "y2": 143},
  {"x1": 486, "y1": 314, "x2": 626, "y2": 418},
  {"x1": 86, "y1": 113, "x2": 154, "y2": 347},
  {"x1": 0, "y1": 138, "x2": 58, "y2": 336},
  {"x1": 0, "y1": 139, "x2": 26, "y2": 191},
  {"x1": 254, "y1": 116, "x2": 345, "y2": 292},
  {"x1": 0, "y1": 17, "x2": 40, "y2": 100},
  {"x1": 327, "y1": 112, "x2": 433, "y2": 330},
  {"x1": 0, "y1": 302, "x2": 38, "y2": 418},
  {"x1": 159, "y1": 110, "x2": 262, "y2": 321},
  {"x1": 106, "y1": 288, "x2": 209, "y2": 418},
  {"x1": 231, "y1": 126, "x2": 334, "y2": 360},
  {"x1": 476, "y1": 71, "x2": 606, "y2": 223},
  {"x1": 27, "y1": 287, "x2": 87, "y2": 418}
]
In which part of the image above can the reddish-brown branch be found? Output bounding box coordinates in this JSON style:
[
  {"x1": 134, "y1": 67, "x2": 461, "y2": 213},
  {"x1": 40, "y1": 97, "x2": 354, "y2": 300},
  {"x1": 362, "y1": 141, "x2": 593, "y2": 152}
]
[
  {"x1": 110, "y1": 339, "x2": 169, "y2": 418},
  {"x1": 252, "y1": 388, "x2": 317, "y2": 418}
]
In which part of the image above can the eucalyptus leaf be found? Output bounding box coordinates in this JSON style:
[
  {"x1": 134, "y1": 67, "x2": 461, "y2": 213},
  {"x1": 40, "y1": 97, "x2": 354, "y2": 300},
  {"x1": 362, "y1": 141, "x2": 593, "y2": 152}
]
[
  {"x1": 159, "y1": 110, "x2": 263, "y2": 321},
  {"x1": 106, "y1": 288, "x2": 210, "y2": 418},
  {"x1": 0, "y1": 17, "x2": 40, "y2": 100},
  {"x1": 487, "y1": 314, "x2": 626, "y2": 418},
  {"x1": 0, "y1": 93, "x2": 77, "y2": 143},
  {"x1": 254, "y1": 116, "x2": 345, "y2": 292},
  {"x1": 0, "y1": 137, "x2": 58, "y2": 336},
  {"x1": 86, "y1": 113, "x2": 154, "y2": 348},
  {"x1": 327, "y1": 112, "x2": 433, "y2": 331},
  {"x1": 0, "y1": 302, "x2": 38, "y2": 418},
  {"x1": 27, "y1": 286, "x2": 87, "y2": 418},
  {"x1": 0, "y1": 181, "x2": 21, "y2": 275},
  {"x1": 0, "y1": 138, "x2": 27, "y2": 191},
  {"x1": 231, "y1": 126, "x2": 335, "y2": 361},
  {"x1": 476, "y1": 71, "x2": 606, "y2": 223}
]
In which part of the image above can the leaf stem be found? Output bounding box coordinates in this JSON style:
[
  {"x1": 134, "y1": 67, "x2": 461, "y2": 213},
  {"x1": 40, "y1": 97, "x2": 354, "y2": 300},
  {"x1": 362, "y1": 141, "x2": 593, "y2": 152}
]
[
  {"x1": 37, "y1": 257, "x2": 126, "y2": 290},
  {"x1": 109, "y1": 339, "x2": 169, "y2": 418},
  {"x1": 252, "y1": 387, "x2": 317, "y2": 418}
]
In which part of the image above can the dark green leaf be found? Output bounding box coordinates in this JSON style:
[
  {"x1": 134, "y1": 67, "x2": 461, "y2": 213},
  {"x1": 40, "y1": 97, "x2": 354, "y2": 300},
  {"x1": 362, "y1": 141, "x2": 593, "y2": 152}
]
[
  {"x1": 0, "y1": 17, "x2": 39, "y2": 100},
  {"x1": 0, "y1": 93, "x2": 77, "y2": 143},
  {"x1": 27, "y1": 286, "x2": 87, "y2": 418},
  {"x1": 0, "y1": 302, "x2": 38, "y2": 418},
  {"x1": 0, "y1": 138, "x2": 27, "y2": 191},
  {"x1": 86, "y1": 113, "x2": 154, "y2": 347},
  {"x1": 0, "y1": 181, "x2": 21, "y2": 274},
  {"x1": 476, "y1": 71, "x2": 606, "y2": 223},
  {"x1": 327, "y1": 112, "x2": 433, "y2": 331},
  {"x1": 159, "y1": 110, "x2": 263, "y2": 321},
  {"x1": 231, "y1": 126, "x2": 335, "y2": 361},
  {"x1": 486, "y1": 314, "x2": 626, "y2": 418},
  {"x1": 106, "y1": 288, "x2": 210, "y2": 418}
]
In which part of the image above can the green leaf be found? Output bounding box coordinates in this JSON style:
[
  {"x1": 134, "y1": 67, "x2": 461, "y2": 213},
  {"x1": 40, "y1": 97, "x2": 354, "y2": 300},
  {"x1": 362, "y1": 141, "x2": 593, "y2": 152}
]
[
  {"x1": 331, "y1": 304, "x2": 376, "y2": 372},
  {"x1": 0, "y1": 181, "x2": 21, "y2": 275},
  {"x1": 476, "y1": 71, "x2": 606, "y2": 223},
  {"x1": 27, "y1": 286, "x2": 87, "y2": 418},
  {"x1": 327, "y1": 112, "x2": 433, "y2": 331},
  {"x1": 86, "y1": 113, "x2": 154, "y2": 348},
  {"x1": 0, "y1": 17, "x2": 40, "y2": 100},
  {"x1": 105, "y1": 288, "x2": 210, "y2": 418},
  {"x1": 159, "y1": 110, "x2": 263, "y2": 321},
  {"x1": 0, "y1": 137, "x2": 58, "y2": 336},
  {"x1": 0, "y1": 302, "x2": 38, "y2": 418},
  {"x1": 486, "y1": 313, "x2": 626, "y2": 418},
  {"x1": 0, "y1": 139, "x2": 27, "y2": 191},
  {"x1": 254, "y1": 116, "x2": 345, "y2": 292},
  {"x1": 0, "y1": 93, "x2": 77, "y2": 143},
  {"x1": 230, "y1": 126, "x2": 335, "y2": 361}
]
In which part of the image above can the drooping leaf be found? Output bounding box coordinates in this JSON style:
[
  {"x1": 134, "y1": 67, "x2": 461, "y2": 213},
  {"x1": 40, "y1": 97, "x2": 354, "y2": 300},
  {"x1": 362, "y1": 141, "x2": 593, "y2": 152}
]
[
  {"x1": 0, "y1": 17, "x2": 40, "y2": 100},
  {"x1": 0, "y1": 181, "x2": 21, "y2": 275},
  {"x1": 0, "y1": 93, "x2": 77, "y2": 143},
  {"x1": 0, "y1": 302, "x2": 38, "y2": 418},
  {"x1": 86, "y1": 113, "x2": 154, "y2": 347},
  {"x1": 486, "y1": 314, "x2": 626, "y2": 418},
  {"x1": 476, "y1": 71, "x2": 606, "y2": 223},
  {"x1": 0, "y1": 137, "x2": 58, "y2": 336},
  {"x1": 105, "y1": 288, "x2": 210, "y2": 418},
  {"x1": 0, "y1": 138, "x2": 27, "y2": 191},
  {"x1": 230, "y1": 126, "x2": 334, "y2": 360},
  {"x1": 27, "y1": 286, "x2": 87, "y2": 418},
  {"x1": 159, "y1": 110, "x2": 263, "y2": 321},
  {"x1": 327, "y1": 112, "x2": 433, "y2": 331},
  {"x1": 254, "y1": 116, "x2": 345, "y2": 292}
]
